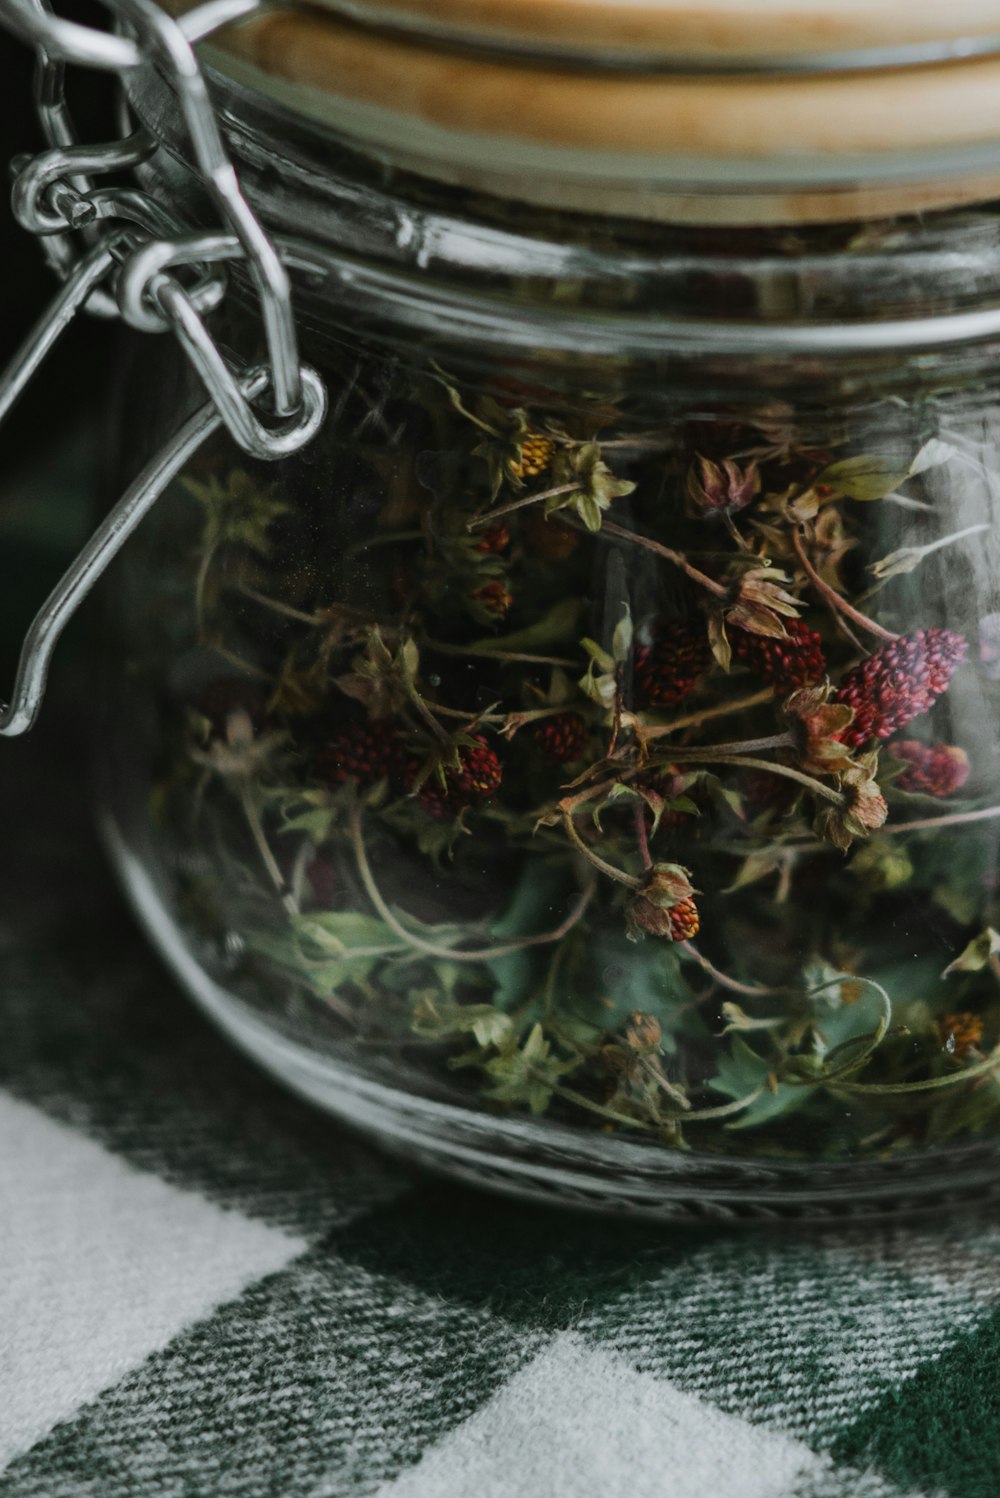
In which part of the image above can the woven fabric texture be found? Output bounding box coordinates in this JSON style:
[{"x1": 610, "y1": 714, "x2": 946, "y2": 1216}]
[{"x1": 1, "y1": 700, "x2": 1000, "y2": 1498}]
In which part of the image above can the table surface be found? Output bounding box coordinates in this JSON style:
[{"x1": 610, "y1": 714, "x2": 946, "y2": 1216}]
[{"x1": 2, "y1": 467, "x2": 1000, "y2": 1498}]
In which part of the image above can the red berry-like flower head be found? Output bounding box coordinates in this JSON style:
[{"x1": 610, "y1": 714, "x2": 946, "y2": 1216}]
[
  {"x1": 892, "y1": 739, "x2": 971, "y2": 798},
  {"x1": 625, "y1": 864, "x2": 699, "y2": 942},
  {"x1": 318, "y1": 724, "x2": 408, "y2": 789},
  {"x1": 732, "y1": 617, "x2": 826, "y2": 697},
  {"x1": 472, "y1": 579, "x2": 513, "y2": 619},
  {"x1": 834, "y1": 629, "x2": 967, "y2": 750},
  {"x1": 532, "y1": 712, "x2": 587, "y2": 765},
  {"x1": 475, "y1": 522, "x2": 511, "y2": 555},
  {"x1": 418, "y1": 734, "x2": 503, "y2": 814},
  {"x1": 634, "y1": 619, "x2": 712, "y2": 708}
]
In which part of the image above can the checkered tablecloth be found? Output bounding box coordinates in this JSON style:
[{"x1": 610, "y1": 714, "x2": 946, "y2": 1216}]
[
  {"x1": 3, "y1": 448, "x2": 1000, "y2": 1498},
  {"x1": 1, "y1": 702, "x2": 1000, "y2": 1498}
]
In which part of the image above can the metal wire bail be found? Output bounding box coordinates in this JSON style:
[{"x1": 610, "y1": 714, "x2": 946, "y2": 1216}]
[{"x1": 0, "y1": 0, "x2": 328, "y2": 733}]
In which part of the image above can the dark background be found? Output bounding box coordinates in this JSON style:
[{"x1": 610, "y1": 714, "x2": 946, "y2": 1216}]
[{"x1": 0, "y1": 18, "x2": 116, "y2": 690}]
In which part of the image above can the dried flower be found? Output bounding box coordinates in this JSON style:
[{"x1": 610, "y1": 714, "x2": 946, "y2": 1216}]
[
  {"x1": 626, "y1": 1012, "x2": 663, "y2": 1051},
  {"x1": 834, "y1": 629, "x2": 968, "y2": 749},
  {"x1": 625, "y1": 863, "x2": 699, "y2": 942},
  {"x1": 547, "y1": 442, "x2": 636, "y2": 532},
  {"x1": 418, "y1": 734, "x2": 503, "y2": 814},
  {"x1": 471, "y1": 579, "x2": 513, "y2": 621},
  {"x1": 532, "y1": 712, "x2": 587, "y2": 765},
  {"x1": 634, "y1": 619, "x2": 713, "y2": 707},
  {"x1": 937, "y1": 1011, "x2": 985, "y2": 1058},
  {"x1": 686, "y1": 454, "x2": 759, "y2": 518},
  {"x1": 714, "y1": 565, "x2": 802, "y2": 659},
  {"x1": 510, "y1": 432, "x2": 555, "y2": 482},
  {"x1": 781, "y1": 684, "x2": 856, "y2": 775},
  {"x1": 814, "y1": 751, "x2": 888, "y2": 851},
  {"x1": 732, "y1": 616, "x2": 827, "y2": 696},
  {"x1": 475, "y1": 521, "x2": 512, "y2": 555},
  {"x1": 317, "y1": 723, "x2": 408, "y2": 790},
  {"x1": 892, "y1": 740, "x2": 971, "y2": 798}
]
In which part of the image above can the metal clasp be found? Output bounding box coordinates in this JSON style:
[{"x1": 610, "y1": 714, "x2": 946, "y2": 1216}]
[{"x1": 0, "y1": 0, "x2": 327, "y2": 734}]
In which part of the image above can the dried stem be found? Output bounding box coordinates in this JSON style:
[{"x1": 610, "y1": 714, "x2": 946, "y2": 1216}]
[
  {"x1": 561, "y1": 809, "x2": 643, "y2": 889},
  {"x1": 679, "y1": 942, "x2": 800, "y2": 998},
  {"x1": 349, "y1": 803, "x2": 596, "y2": 959},
  {"x1": 792, "y1": 526, "x2": 899, "y2": 643},
  {"x1": 238, "y1": 781, "x2": 298, "y2": 917},
  {"x1": 422, "y1": 637, "x2": 578, "y2": 668},
  {"x1": 880, "y1": 803, "x2": 1000, "y2": 836},
  {"x1": 683, "y1": 1087, "x2": 768, "y2": 1123},
  {"x1": 639, "y1": 688, "x2": 775, "y2": 744},
  {"x1": 635, "y1": 805, "x2": 653, "y2": 871},
  {"x1": 659, "y1": 750, "x2": 844, "y2": 805},
  {"x1": 467, "y1": 482, "x2": 579, "y2": 530},
  {"x1": 600, "y1": 517, "x2": 729, "y2": 599}
]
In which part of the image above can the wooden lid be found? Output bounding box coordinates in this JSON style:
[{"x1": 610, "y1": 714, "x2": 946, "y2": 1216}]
[
  {"x1": 190, "y1": 1, "x2": 1000, "y2": 223},
  {"x1": 304, "y1": 0, "x2": 1000, "y2": 64}
]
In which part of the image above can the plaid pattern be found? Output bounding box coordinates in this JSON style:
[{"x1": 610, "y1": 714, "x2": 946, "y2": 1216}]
[
  {"x1": 3, "y1": 724, "x2": 1000, "y2": 1498},
  {"x1": 2, "y1": 450, "x2": 1000, "y2": 1498}
]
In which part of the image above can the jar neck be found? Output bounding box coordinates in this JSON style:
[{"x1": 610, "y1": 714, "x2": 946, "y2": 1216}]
[{"x1": 130, "y1": 64, "x2": 1000, "y2": 397}]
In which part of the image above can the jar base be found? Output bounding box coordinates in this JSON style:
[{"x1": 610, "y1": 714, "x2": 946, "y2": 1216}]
[{"x1": 102, "y1": 809, "x2": 1000, "y2": 1226}]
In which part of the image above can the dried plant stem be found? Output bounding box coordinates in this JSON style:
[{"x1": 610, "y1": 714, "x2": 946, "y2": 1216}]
[
  {"x1": 881, "y1": 803, "x2": 1000, "y2": 835},
  {"x1": 675, "y1": 731, "x2": 793, "y2": 757},
  {"x1": 666, "y1": 751, "x2": 844, "y2": 806},
  {"x1": 238, "y1": 782, "x2": 298, "y2": 917},
  {"x1": 683, "y1": 1087, "x2": 768, "y2": 1122},
  {"x1": 561, "y1": 809, "x2": 643, "y2": 889},
  {"x1": 349, "y1": 804, "x2": 596, "y2": 959},
  {"x1": 639, "y1": 689, "x2": 774, "y2": 744},
  {"x1": 423, "y1": 637, "x2": 578, "y2": 668},
  {"x1": 468, "y1": 482, "x2": 579, "y2": 529},
  {"x1": 600, "y1": 517, "x2": 729, "y2": 598},
  {"x1": 679, "y1": 942, "x2": 799, "y2": 998},
  {"x1": 792, "y1": 526, "x2": 899, "y2": 643},
  {"x1": 550, "y1": 1083, "x2": 666, "y2": 1131},
  {"x1": 832, "y1": 1046, "x2": 1000, "y2": 1096},
  {"x1": 238, "y1": 584, "x2": 329, "y2": 627},
  {"x1": 635, "y1": 805, "x2": 653, "y2": 870}
]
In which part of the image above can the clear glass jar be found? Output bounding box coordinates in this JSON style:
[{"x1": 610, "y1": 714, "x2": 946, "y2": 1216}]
[{"x1": 96, "y1": 14, "x2": 1000, "y2": 1219}]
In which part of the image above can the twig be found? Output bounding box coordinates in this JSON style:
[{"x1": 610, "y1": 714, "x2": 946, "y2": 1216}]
[
  {"x1": 348, "y1": 803, "x2": 596, "y2": 960},
  {"x1": 561, "y1": 809, "x2": 643, "y2": 889},
  {"x1": 660, "y1": 751, "x2": 844, "y2": 806},
  {"x1": 467, "y1": 482, "x2": 579, "y2": 530},
  {"x1": 679, "y1": 942, "x2": 799, "y2": 998},
  {"x1": 422, "y1": 636, "x2": 578, "y2": 668},
  {"x1": 600, "y1": 517, "x2": 729, "y2": 599},
  {"x1": 880, "y1": 804, "x2": 1000, "y2": 836},
  {"x1": 639, "y1": 688, "x2": 774, "y2": 744},
  {"x1": 238, "y1": 781, "x2": 298, "y2": 916},
  {"x1": 792, "y1": 526, "x2": 899, "y2": 643}
]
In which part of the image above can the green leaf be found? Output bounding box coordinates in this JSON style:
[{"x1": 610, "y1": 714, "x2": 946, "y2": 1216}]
[
  {"x1": 483, "y1": 859, "x2": 575, "y2": 1010},
  {"x1": 481, "y1": 1023, "x2": 576, "y2": 1113},
  {"x1": 942, "y1": 927, "x2": 1000, "y2": 978},
  {"x1": 817, "y1": 453, "x2": 911, "y2": 502},
  {"x1": 293, "y1": 910, "x2": 397, "y2": 957},
  {"x1": 467, "y1": 597, "x2": 584, "y2": 654},
  {"x1": 819, "y1": 438, "x2": 960, "y2": 503},
  {"x1": 709, "y1": 1037, "x2": 809, "y2": 1131}
]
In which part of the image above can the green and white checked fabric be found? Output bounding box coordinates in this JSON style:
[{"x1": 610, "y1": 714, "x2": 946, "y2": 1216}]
[{"x1": 3, "y1": 723, "x2": 1000, "y2": 1498}]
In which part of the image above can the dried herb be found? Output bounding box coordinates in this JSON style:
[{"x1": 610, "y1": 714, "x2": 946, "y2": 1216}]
[{"x1": 140, "y1": 355, "x2": 1000, "y2": 1161}]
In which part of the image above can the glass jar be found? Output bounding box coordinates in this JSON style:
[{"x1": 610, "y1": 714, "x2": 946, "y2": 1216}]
[{"x1": 45, "y1": 1, "x2": 1000, "y2": 1217}]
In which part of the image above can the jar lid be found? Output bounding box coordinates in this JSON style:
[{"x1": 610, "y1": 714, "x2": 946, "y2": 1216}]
[
  {"x1": 295, "y1": 0, "x2": 1000, "y2": 67},
  {"x1": 189, "y1": 0, "x2": 1000, "y2": 223}
]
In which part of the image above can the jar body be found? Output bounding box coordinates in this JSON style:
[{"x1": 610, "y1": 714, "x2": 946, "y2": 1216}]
[{"x1": 99, "y1": 135, "x2": 1000, "y2": 1215}]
